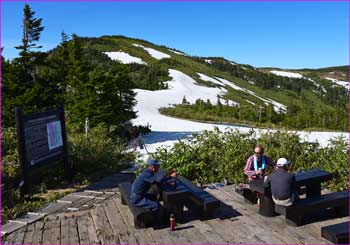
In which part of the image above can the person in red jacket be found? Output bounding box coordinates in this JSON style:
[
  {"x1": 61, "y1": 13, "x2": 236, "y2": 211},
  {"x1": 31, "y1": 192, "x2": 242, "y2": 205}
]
[{"x1": 244, "y1": 145, "x2": 276, "y2": 182}]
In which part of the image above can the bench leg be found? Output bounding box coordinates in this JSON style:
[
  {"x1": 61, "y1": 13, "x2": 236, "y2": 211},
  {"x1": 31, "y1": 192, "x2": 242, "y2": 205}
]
[
  {"x1": 286, "y1": 214, "x2": 304, "y2": 226},
  {"x1": 121, "y1": 196, "x2": 127, "y2": 205},
  {"x1": 164, "y1": 202, "x2": 184, "y2": 220},
  {"x1": 134, "y1": 218, "x2": 145, "y2": 229},
  {"x1": 306, "y1": 182, "x2": 321, "y2": 198},
  {"x1": 335, "y1": 206, "x2": 349, "y2": 217},
  {"x1": 337, "y1": 236, "x2": 350, "y2": 244}
]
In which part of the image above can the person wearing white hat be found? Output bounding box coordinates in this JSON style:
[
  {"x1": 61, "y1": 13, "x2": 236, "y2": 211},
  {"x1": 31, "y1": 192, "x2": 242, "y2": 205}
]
[{"x1": 264, "y1": 158, "x2": 296, "y2": 206}]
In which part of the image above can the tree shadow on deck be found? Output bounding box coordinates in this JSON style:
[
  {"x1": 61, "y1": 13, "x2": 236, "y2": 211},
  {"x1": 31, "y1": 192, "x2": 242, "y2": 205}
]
[{"x1": 77, "y1": 173, "x2": 135, "y2": 193}]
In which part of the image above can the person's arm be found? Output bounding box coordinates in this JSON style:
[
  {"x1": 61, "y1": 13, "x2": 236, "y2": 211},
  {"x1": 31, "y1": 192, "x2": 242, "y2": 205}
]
[
  {"x1": 144, "y1": 174, "x2": 157, "y2": 184},
  {"x1": 265, "y1": 156, "x2": 277, "y2": 169},
  {"x1": 244, "y1": 157, "x2": 256, "y2": 177},
  {"x1": 264, "y1": 175, "x2": 271, "y2": 188},
  {"x1": 159, "y1": 170, "x2": 177, "y2": 183}
]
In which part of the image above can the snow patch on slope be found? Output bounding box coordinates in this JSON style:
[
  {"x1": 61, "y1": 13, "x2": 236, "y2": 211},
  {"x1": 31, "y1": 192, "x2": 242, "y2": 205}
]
[
  {"x1": 215, "y1": 77, "x2": 286, "y2": 112},
  {"x1": 306, "y1": 78, "x2": 327, "y2": 93},
  {"x1": 104, "y1": 51, "x2": 146, "y2": 64},
  {"x1": 325, "y1": 77, "x2": 349, "y2": 89},
  {"x1": 197, "y1": 73, "x2": 225, "y2": 87},
  {"x1": 197, "y1": 72, "x2": 285, "y2": 111},
  {"x1": 270, "y1": 70, "x2": 303, "y2": 79},
  {"x1": 133, "y1": 43, "x2": 171, "y2": 60},
  {"x1": 245, "y1": 100, "x2": 255, "y2": 105},
  {"x1": 196, "y1": 73, "x2": 242, "y2": 106},
  {"x1": 215, "y1": 77, "x2": 246, "y2": 92},
  {"x1": 132, "y1": 69, "x2": 225, "y2": 132}
]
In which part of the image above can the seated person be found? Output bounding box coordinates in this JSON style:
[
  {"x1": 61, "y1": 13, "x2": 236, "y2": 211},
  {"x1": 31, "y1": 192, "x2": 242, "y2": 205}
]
[
  {"x1": 264, "y1": 158, "x2": 296, "y2": 206},
  {"x1": 244, "y1": 145, "x2": 276, "y2": 182},
  {"x1": 130, "y1": 158, "x2": 177, "y2": 211}
]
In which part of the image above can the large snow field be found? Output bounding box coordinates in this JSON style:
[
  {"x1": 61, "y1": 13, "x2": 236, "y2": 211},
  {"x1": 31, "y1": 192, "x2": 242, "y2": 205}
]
[
  {"x1": 132, "y1": 69, "x2": 225, "y2": 131},
  {"x1": 131, "y1": 69, "x2": 348, "y2": 159},
  {"x1": 104, "y1": 51, "x2": 146, "y2": 64}
]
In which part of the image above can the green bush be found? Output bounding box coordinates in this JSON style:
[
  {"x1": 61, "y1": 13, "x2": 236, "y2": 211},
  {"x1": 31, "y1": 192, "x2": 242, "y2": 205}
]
[
  {"x1": 153, "y1": 128, "x2": 348, "y2": 191},
  {"x1": 67, "y1": 124, "x2": 134, "y2": 180}
]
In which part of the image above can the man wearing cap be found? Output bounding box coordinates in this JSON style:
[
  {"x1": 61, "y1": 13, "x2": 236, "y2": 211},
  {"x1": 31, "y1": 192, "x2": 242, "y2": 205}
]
[
  {"x1": 130, "y1": 158, "x2": 177, "y2": 211},
  {"x1": 244, "y1": 145, "x2": 276, "y2": 182},
  {"x1": 264, "y1": 158, "x2": 296, "y2": 206}
]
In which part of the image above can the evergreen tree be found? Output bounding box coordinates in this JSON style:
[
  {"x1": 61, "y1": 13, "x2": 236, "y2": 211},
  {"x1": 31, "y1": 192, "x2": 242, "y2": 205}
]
[
  {"x1": 14, "y1": 3, "x2": 44, "y2": 84},
  {"x1": 2, "y1": 56, "x2": 23, "y2": 127}
]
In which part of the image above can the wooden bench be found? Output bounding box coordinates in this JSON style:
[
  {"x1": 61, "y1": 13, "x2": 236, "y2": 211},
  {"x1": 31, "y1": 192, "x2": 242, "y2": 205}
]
[
  {"x1": 178, "y1": 176, "x2": 220, "y2": 218},
  {"x1": 321, "y1": 222, "x2": 349, "y2": 244},
  {"x1": 119, "y1": 182, "x2": 155, "y2": 229},
  {"x1": 274, "y1": 191, "x2": 349, "y2": 226}
]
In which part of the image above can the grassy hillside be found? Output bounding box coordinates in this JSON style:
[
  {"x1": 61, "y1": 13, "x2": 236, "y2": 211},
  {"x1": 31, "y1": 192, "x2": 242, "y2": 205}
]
[{"x1": 68, "y1": 35, "x2": 347, "y2": 131}]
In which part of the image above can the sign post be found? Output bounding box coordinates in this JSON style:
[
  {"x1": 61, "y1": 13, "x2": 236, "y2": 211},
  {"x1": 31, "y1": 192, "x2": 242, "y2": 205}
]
[{"x1": 15, "y1": 105, "x2": 73, "y2": 197}]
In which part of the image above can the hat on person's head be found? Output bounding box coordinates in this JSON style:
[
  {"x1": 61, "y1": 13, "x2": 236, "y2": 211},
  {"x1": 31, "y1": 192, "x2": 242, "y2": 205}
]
[
  {"x1": 277, "y1": 158, "x2": 290, "y2": 167},
  {"x1": 147, "y1": 158, "x2": 162, "y2": 166}
]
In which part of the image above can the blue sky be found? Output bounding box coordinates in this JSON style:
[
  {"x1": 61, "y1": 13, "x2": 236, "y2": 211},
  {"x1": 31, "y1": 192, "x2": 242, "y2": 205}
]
[{"x1": 2, "y1": 1, "x2": 349, "y2": 69}]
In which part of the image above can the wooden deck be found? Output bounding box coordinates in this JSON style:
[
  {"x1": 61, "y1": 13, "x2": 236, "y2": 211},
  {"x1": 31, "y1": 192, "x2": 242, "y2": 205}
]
[{"x1": 1, "y1": 173, "x2": 348, "y2": 244}]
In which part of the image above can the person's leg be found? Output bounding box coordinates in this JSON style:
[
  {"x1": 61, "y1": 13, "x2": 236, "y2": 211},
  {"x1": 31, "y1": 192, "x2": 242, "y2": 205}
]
[
  {"x1": 272, "y1": 196, "x2": 293, "y2": 206},
  {"x1": 135, "y1": 197, "x2": 159, "y2": 211},
  {"x1": 147, "y1": 184, "x2": 161, "y2": 201}
]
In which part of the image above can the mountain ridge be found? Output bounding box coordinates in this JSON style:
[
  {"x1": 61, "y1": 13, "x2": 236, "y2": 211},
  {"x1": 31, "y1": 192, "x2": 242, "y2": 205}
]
[{"x1": 46, "y1": 34, "x2": 348, "y2": 131}]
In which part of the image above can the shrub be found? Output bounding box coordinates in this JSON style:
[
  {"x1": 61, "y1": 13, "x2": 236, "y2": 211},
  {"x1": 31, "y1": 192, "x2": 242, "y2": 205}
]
[{"x1": 153, "y1": 128, "x2": 348, "y2": 191}]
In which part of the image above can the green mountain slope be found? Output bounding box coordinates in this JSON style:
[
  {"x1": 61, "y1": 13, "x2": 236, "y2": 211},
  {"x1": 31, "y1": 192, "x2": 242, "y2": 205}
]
[{"x1": 48, "y1": 35, "x2": 348, "y2": 130}]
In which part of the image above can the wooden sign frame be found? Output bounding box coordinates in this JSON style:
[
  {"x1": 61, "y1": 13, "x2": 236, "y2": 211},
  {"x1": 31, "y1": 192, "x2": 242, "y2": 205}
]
[{"x1": 15, "y1": 105, "x2": 72, "y2": 196}]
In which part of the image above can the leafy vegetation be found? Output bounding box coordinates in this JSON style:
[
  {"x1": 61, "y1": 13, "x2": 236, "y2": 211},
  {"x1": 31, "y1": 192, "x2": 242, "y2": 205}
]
[
  {"x1": 152, "y1": 129, "x2": 348, "y2": 191},
  {"x1": 160, "y1": 97, "x2": 347, "y2": 131}
]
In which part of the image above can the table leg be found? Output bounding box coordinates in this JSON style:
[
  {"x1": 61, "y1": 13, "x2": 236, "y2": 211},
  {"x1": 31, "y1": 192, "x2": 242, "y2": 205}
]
[
  {"x1": 258, "y1": 195, "x2": 277, "y2": 217},
  {"x1": 165, "y1": 201, "x2": 184, "y2": 220},
  {"x1": 306, "y1": 182, "x2": 321, "y2": 197}
]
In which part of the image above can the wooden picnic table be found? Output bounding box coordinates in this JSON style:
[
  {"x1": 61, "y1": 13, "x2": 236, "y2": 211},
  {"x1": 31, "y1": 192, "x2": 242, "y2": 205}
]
[
  {"x1": 294, "y1": 168, "x2": 333, "y2": 197},
  {"x1": 161, "y1": 179, "x2": 190, "y2": 219},
  {"x1": 156, "y1": 169, "x2": 220, "y2": 220},
  {"x1": 249, "y1": 168, "x2": 333, "y2": 217}
]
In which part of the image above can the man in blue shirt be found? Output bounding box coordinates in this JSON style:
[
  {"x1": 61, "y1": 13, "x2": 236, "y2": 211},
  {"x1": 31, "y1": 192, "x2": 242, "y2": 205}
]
[{"x1": 130, "y1": 158, "x2": 177, "y2": 211}]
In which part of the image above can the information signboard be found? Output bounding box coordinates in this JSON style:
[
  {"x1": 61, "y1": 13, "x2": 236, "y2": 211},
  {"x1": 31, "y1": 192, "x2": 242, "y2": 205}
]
[{"x1": 15, "y1": 105, "x2": 72, "y2": 196}]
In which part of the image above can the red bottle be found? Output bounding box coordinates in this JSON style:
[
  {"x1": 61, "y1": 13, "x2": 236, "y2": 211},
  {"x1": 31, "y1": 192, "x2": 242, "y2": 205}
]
[{"x1": 170, "y1": 214, "x2": 175, "y2": 231}]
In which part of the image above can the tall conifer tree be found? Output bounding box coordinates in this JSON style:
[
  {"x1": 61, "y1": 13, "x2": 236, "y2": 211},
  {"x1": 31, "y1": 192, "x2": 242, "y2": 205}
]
[{"x1": 15, "y1": 3, "x2": 44, "y2": 84}]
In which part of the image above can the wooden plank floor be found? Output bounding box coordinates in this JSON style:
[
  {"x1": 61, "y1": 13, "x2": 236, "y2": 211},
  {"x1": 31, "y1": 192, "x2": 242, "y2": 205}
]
[{"x1": 2, "y1": 173, "x2": 348, "y2": 244}]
